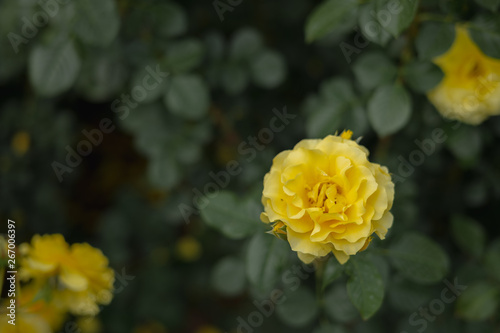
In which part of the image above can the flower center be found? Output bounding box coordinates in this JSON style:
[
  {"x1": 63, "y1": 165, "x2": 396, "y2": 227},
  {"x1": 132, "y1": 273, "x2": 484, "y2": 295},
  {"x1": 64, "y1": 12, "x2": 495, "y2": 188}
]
[{"x1": 307, "y1": 180, "x2": 347, "y2": 213}]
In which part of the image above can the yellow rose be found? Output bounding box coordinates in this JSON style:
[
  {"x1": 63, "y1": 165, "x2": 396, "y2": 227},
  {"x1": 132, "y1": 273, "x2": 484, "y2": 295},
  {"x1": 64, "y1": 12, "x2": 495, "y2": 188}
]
[
  {"x1": 260, "y1": 131, "x2": 394, "y2": 264},
  {"x1": 428, "y1": 25, "x2": 500, "y2": 125},
  {"x1": 20, "y1": 234, "x2": 115, "y2": 316}
]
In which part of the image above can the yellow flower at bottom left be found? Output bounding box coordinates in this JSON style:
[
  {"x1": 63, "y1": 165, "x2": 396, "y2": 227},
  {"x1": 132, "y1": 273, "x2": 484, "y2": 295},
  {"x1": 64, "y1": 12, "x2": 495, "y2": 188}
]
[
  {"x1": 0, "y1": 282, "x2": 66, "y2": 333},
  {"x1": 19, "y1": 234, "x2": 115, "y2": 316}
]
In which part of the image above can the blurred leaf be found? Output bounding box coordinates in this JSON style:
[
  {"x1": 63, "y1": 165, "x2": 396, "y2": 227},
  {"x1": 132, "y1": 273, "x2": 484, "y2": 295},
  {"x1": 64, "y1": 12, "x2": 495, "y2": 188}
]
[
  {"x1": 346, "y1": 257, "x2": 385, "y2": 320},
  {"x1": 205, "y1": 31, "x2": 225, "y2": 60},
  {"x1": 246, "y1": 233, "x2": 290, "y2": 293},
  {"x1": 155, "y1": 3, "x2": 187, "y2": 38},
  {"x1": 29, "y1": 38, "x2": 81, "y2": 97},
  {"x1": 211, "y1": 256, "x2": 246, "y2": 296},
  {"x1": 306, "y1": 78, "x2": 357, "y2": 138},
  {"x1": 165, "y1": 39, "x2": 205, "y2": 73},
  {"x1": 402, "y1": 61, "x2": 444, "y2": 93},
  {"x1": 456, "y1": 281, "x2": 499, "y2": 321},
  {"x1": 314, "y1": 325, "x2": 348, "y2": 333},
  {"x1": 249, "y1": 50, "x2": 286, "y2": 89},
  {"x1": 201, "y1": 191, "x2": 263, "y2": 240},
  {"x1": 375, "y1": 0, "x2": 419, "y2": 37},
  {"x1": 358, "y1": 2, "x2": 392, "y2": 46},
  {"x1": 344, "y1": 106, "x2": 370, "y2": 137},
  {"x1": 415, "y1": 22, "x2": 456, "y2": 60},
  {"x1": 76, "y1": 46, "x2": 127, "y2": 102},
  {"x1": 388, "y1": 233, "x2": 449, "y2": 285},
  {"x1": 324, "y1": 283, "x2": 359, "y2": 323},
  {"x1": 367, "y1": 83, "x2": 412, "y2": 137},
  {"x1": 165, "y1": 75, "x2": 210, "y2": 120},
  {"x1": 447, "y1": 125, "x2": 482, "y2": 163},
  {"x1": 322, "y1": 257, "x2": 344, "y2": 290},
  {"x1": 221, "y1": 64, "x2": 248, "y2": 95},
  {"x1": 74, "y1": 0, "x2": 120, "y2": 46},
  {"x1": 353, "y1": 52, "x2": 397, "y2": 91},
  {"x1": 387, "y1": 277, "x2": 434, "y2": 313},
  {"x1": 229, "y1": 28, "x2": 264, "y2": 61},
  {"x1": 305, "y1": 0, "x2": 359, "y2": 43},
  {"x1": 276, "y1": 287, "x2": 318, "y2": 327},
  {"x1": 484, "y1": 239, "x2": 500, "y2": 282},
  {"x1": 130, "y1": 62, "x2": 169, "y2": 104},
  {"x1": 147, "y1": 151, "x2": 181, "y2": 190},
  {"x1": 469, "y1": 16, "x2": 500, "y2": 59},
  {"x1": 451, "y1": 215, "x2": 486, "y2": 258},
  {"x1": 474, "y1": 0, "x2": 500, "y2": 11}
]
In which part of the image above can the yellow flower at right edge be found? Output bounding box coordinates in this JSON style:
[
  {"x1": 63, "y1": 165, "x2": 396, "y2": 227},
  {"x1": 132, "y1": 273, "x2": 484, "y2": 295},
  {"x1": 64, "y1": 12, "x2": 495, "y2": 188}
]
[
  {"x1": 261, "y1": 131, "x2": 394, "y2": 265},
  {"x1": 428, "y1": 25, "x2": 500, "y2": 125}
]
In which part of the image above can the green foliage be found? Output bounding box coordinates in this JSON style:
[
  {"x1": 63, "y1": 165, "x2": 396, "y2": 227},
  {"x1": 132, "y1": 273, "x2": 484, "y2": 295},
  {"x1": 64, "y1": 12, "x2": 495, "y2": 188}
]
[
  {"x1": 456, "y1": 282, "x2": 500, "y2": 321},
  {"x1": 346, "y1": 256, "x2": 385, "y2": 320},
  {"x1": 200, "y1": 191, "x2": 262, "y2": 239},
  {"x1": 246, "y1": 233, "x2": 290, "y2": 294},
  {"x1": 29, "y1": 38, "x2": 81, "y2": 97},
  {"x1": 211, "y1": 256, "x2": 246, "y2": 296},
  {"x1": 452, "y1": 215, "x2": 486, "y2": 258},
  {"x1": 305, "y1": 0, "x2": 358, "y2": 42},
  {"x1": 376, "y1": 0, "x2": 420, "y2": 37},
  {"x1": 367, "y1": 83, "x2": 412, "y2": 137},
  {"x1": 276, "y1": 287, "x2": 319, "y2": 327},
  {"x1": 388, "y1": 233, "x2": 449, "y2": 284},
  {"x1": 416, "y1": 22, "x2": 456, "y2": 60}
]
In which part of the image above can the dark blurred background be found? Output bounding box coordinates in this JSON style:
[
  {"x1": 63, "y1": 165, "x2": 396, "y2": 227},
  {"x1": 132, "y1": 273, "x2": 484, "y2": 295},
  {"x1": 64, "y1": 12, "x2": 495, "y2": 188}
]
[{"x1": 1, "y1": 0, "x2": 500, "y2": 332}]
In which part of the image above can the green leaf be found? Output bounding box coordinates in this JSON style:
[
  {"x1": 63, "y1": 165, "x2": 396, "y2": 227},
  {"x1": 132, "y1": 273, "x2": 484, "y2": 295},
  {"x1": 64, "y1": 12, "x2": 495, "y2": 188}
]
[
  {"x1": 388, "y1": 233, "x2": 449, "y2": 285},
  {"x1": 276, "y1": 287, "x2": 318, "y2": 327},
  {"x1": 165, "y1": 75, "x2": 210, "y2": 120},
  {"x1": 29, "y1": 39, "x2": 81, "y2": 97},
  {"x1": 343, "y1": 106, "x2": 370, "y2": 137},
  {"x1": 305, "y1": 0, "x2": 359, "y2": 43},
  {"x1": 201, "y1": 191, "x2": 263, "y2": 240},
  {"x1": 221, "y1": 64, "x2": 248, "y2": 95},
  {"x1": 387, "y1": 277, "x2": 434, "y2": 313},
  {"x1": 324, "y1": 283, "x2": 359, "y2": 323},
  {"x1": 446, "y1": 125, "x2": 482, "y2": 163},
  {"x1": 322, "y1": 257, "x2": 344, "y2": 290},
  {"x1": 249, "y1": 50, "x2": 286, "y2": 89},
  {"x1": 130, "y1": 62, "x2": 170, "y2": 104},
  {"x1": 211, "y1": 257, "x2": 246, "y2": 296},
  {"x1": 74, "y1": 0, "x2": 120, "y2": 46},
  {"x1": 474, "y1": 0, "x2": 500, "y2": 11},
  {"x1": 484, "y1": 239, "x2": 500, "y2": 282},
  {"x1": 246, "y1": 233, "x2": 290, "y2": 293},
  {"x1": 229, "y1": 28, "x2": 264, "y2": 61},
  {"x1": 469, "y1": 17, "x2": 500, "y2": 59},
  {"x1": 313, "y1": 325, "x2": 348, "y2": 333},
  {"x1": 367, "y1": 83, "x2": 412, "y2": 137},
  {"x1": 402, "y1": 61, "x2": 444, "y2": 93},
  {"x1": 76, "y1": 47, "x2": 127, "y2": 102},
  {"x1": 165, "y1": 39, "x2": 205, "y2": 74},
  {"x1": 306, "y1": 78, "x2": 357, "y2": 138},
  {"x1": 415, "y1": 22, "x2": 456, "y2": 60},
  {"x1": 451, "y1": 215, "x2": 486, "y2": 258},
  {"x1": 456, "y1": 281, "x2": 500, "y2": 321},
  {"x1": 147, "y1": 151, "x2": 181, "y2": 190},
  {"x1": 155, "y1": 3, "x2": 187, "y2": 38},
  {"x1": 353, "y1": 52, "x2": 397, "y2": 91},
  {"x1": 346, "y1": 257, "x2": 385, "y2": 320},
  {"x1": 358, "y1": 2, "x2": 392, "y2": 46},
  {"x1": 375, "y1": 0, "x2": 419, "y2": 37}
]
